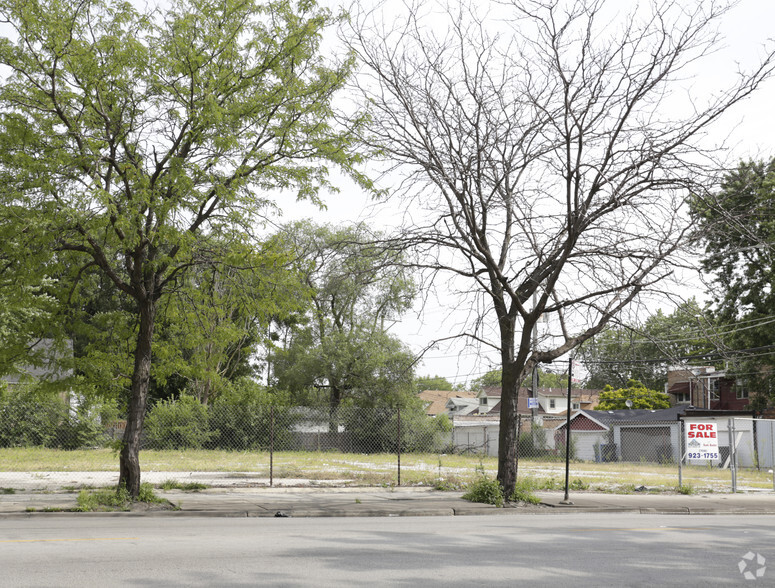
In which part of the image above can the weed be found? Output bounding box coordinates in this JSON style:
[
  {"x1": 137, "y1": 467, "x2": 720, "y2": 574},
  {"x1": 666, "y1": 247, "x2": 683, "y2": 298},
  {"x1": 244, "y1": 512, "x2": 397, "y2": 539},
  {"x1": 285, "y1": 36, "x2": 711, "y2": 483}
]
[
  {"x1": 462, "y1": 474, "x2": 504, "y2": 507},
  {"x1": 433, "y1": 476, "x2": 465, "y2": 491},
  {"x1": 138, "y1": 483, "x2": 165, "y2": 503},
  {"x1": 76, "y1": 483, "x2": 163, "y2": 512},
  {"x1": 569, "y1": 478, "x2": 589, "y2": 491},
  {"x1": 510, "y1": 478, "x2": 541, "y2": 505},
  {"x1": 676, "y1": 484, "x2": 695, "y2": 495},
  {"x1": 61, "y1": 484, "x2": 95, "y2": 493},
  {"x1": 159, "y1": 479, "x2": 208, "y2": 491},
  {"x1": 1, "y1": 487, "x2": 16, "y2": 495},
  {"x1": 355, "y1": 498, "x2": 362, "y2": 504},
  {"x1": 25, "y1": 507, "x2": 35, "y2": 512}
]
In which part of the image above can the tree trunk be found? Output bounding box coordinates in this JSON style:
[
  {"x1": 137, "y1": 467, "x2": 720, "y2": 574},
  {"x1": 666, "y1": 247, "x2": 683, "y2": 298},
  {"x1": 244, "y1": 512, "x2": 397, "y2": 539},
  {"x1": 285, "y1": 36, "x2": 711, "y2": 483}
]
[
  {"x1": 497, "y1": 361, "x2": 521, "y2": 496},
  {"x1": 328, "y1": 386, "x2": 342, "y2": 434},
  {"x1": 119, "y1": 299, "x2": 156, "y2": 498}
]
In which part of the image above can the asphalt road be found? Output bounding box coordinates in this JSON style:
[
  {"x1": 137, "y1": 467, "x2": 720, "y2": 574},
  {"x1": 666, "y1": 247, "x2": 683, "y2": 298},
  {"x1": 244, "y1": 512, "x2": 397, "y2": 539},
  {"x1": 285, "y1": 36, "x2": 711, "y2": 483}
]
[{"x1": 0, "y1": 514, "x2": 769, "y2": 586}]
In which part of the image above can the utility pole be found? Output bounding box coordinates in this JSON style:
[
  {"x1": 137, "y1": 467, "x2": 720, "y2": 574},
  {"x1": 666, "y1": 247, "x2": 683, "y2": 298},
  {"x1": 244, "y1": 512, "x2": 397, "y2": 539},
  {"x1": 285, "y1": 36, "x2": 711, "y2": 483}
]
[
  {"x1": 561, "y1": 356, "x2": 574, "y2": 505},
  {"x1": 531, "y1": 294, "x2": 539, "y2": 419}
]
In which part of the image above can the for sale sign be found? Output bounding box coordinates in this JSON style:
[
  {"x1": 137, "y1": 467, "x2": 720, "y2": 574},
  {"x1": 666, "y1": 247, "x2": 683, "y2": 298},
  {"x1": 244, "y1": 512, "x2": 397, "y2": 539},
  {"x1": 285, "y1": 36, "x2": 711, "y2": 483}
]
[{"x1": 685, "y1": 422, "x2": 720, "y2": 461}]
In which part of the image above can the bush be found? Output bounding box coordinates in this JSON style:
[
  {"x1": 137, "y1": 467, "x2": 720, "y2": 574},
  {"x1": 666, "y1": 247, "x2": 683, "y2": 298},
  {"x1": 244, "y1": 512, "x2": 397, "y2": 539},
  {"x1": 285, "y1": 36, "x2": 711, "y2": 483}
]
[
  {"x1": 0, "y1": 392, "x2": 64, "y2": 447},
  {"x1": 344, "y1": 406, "x2": 452, "y2": 454},
  {"x1": 205, "y1": 379, "x2": 298, "y2": 450},
  {"x1": 207, "y1": 404, "x2": 272, "y2": 450},
  {"x1": 518, "y1": 422, "x2": 549, "y2": 459},
  {"x1": 510, "y1": 478, "x2": 541, "y2": 505},
  {"x1": 0, "y1": 383, "x2": 119, "y2": 449},
  {"x1": 144, "y1": 396, "x2": 215, "y2": 449},
  {"x1": 569, "y1": 478, "x2": 589, "y2": 491},
  {"x1": 462, "y1": 472, "x2": 504, "y2": 507},
  {"x1": 55, "y1": 399, "x2": 116, "y2": 450}
]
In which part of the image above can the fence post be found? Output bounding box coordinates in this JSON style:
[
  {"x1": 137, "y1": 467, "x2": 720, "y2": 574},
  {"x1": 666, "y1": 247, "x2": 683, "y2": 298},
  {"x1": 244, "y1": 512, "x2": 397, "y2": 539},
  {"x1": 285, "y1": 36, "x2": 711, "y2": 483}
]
[
  {"x1": 397, "y1": 406, "x2": 402, "y2": 487},
  {"x1": 515, "y1": 413, "x2": 522, "y2": 481},
  {"x1": 561, "y1": 357, "x2": 573, "y2": 504},
  {"x1": 771, "y1": 421, "x2": 775, "y2": 492},
  {"x1": 270, "y1": 405, "x2": 274, "y2": 488},
  {"x1": 728, "y1": 418, "x2": 737, "y2": 493}
]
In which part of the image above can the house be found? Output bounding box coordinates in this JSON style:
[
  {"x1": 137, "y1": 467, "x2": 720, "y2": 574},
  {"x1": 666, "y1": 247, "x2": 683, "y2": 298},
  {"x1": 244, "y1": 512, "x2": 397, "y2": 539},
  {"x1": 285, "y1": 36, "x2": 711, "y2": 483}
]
[
  {"x1": 2, "y1": 338, "x2": 73, "y2": 389},
  {"x1": 448, "y1": 386, "x2": 601, "y2": 456},
  {"x1": 476, "y1": 386, "x2": 600, "y2": 416},
  {"x1": 1, "y1": 338, "x2": 75, "y2": 408},
  {"x1": 418, "y1": 389, "x2": 478, "y2": 417},
  {"x1": 666, "y1": 366, "x2": 749, "y2": 411},
  {"x1": 553, "y1": 406, "x2": 762, "y2": 467},
  {"x1": 554, "y1": 406, "x2": 685, "y2": 462},
  {"x1": 445, "y1": 397, "x2": 479, "y2": 417},
  {"x1": 475, "y1": 387, "x2": 501, "y2": 415}
]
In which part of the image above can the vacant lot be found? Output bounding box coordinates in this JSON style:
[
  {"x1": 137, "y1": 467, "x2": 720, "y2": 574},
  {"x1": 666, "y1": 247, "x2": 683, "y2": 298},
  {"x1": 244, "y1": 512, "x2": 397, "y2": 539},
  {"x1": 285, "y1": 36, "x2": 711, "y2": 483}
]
[{"x1": 0, "y1": 447, "x2": 769, "y2": 493}]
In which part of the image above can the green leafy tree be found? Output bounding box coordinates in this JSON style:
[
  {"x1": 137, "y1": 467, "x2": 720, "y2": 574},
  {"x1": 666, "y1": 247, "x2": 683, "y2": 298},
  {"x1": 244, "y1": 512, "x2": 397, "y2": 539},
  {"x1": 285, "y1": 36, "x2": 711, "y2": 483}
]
[
  {"x1": 272, "y1": 222, "x2": 416, "y2": 416},
  {"x1": 596, "y1": 380, "x2": 671, "y2": 410},
  {"x1": 470, "y1": 369, "x2": 503, "y2": 392},
  {"x1": 415, "y1": 375, "x2": 454, "y2": 392},
  {"x1": 690, "y1": 158, "x2": 775, "y2": 408},
  {"x1": 0, "y1": 0, "x2": 365, "y2": 496},
  {"x1": 156, "y1": 238, "x2": 306, "y2": 405},
  {"x1": 580, "y1": 299, "x2": 716, "y2": 390},
  {"x1": 0, "y1": 207, "x2": 60, "y2": 377}
]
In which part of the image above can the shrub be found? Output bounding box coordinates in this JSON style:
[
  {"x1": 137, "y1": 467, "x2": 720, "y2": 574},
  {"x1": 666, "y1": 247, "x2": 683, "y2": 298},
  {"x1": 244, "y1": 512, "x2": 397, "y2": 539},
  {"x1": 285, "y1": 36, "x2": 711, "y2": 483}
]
[
  {"x1": 144, "y1": 396, "x2": 214, "y2": 449},
  {"x1": 518, "y1": 422, "x2": 549, "y2": 459},
  {"x1": 77, "y1": 483, "x2": 163, "y2": 511},
  {"x1": 55, "y1": 399, "x2": 116, "y2": 450},
  {"x1": 569, "y1": 478, "x2": 589, "y2": 491},
  {"x1": 0, "y1": 385, "x2": 66, "y2": 448},
  {"x1": 206, "y1": 379, "x2": 298, "y2": 450},
  {"x1": 510, "y1": 478, "x2": 541, "y2": 505},
  {"x1": 462, "y1": 474, "x2": 504, "y2": 507},
  {"x1": 345, "y1": 406, "x2": 452, "y2": 454}
]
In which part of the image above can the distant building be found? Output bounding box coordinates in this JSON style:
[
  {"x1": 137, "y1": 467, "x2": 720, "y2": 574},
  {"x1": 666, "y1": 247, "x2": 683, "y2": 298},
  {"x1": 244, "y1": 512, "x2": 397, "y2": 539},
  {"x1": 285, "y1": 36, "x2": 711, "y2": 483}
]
[
  {"x1": 418, "y1": 389, "x2": 478, "y2": 417},
  {"x1": 666, "y1": 366, "x2": 749, "y2": 411}
]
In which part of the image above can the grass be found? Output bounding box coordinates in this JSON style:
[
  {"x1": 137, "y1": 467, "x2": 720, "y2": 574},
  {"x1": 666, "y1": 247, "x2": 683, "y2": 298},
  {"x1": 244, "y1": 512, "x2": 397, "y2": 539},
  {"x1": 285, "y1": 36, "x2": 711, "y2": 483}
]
[
  {"x1": 1, "y1": 447, "x2": 771, "y2": 493},
  {"x1": 510, "y1": 478, "x2": 542, "y2": 505},
  {"x1": 159, "y1": 479, "x2": 208, "y2": 491},
  {"x1": 76, "y1": 483, "x2": 167, "y2": 512}
]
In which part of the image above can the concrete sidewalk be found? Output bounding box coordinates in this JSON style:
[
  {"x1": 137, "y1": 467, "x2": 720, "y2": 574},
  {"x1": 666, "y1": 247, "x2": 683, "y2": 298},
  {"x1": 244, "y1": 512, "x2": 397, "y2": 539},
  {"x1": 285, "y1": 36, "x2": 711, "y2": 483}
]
[{"x1": 1, "y1": 486, "x2": 774, "y2": 518}]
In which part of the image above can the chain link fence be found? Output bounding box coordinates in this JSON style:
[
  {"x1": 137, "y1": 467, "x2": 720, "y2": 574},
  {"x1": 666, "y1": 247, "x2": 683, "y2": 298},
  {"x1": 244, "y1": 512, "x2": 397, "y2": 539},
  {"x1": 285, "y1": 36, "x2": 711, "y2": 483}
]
[{"x1": 2, "y1": 392, "x2": 775, "y2": 494}]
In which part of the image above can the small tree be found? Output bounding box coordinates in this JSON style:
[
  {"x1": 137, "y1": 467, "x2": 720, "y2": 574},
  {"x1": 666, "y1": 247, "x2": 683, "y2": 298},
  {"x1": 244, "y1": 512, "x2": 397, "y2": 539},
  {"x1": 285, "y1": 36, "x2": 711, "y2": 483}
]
[
  {"x1": 597, "y1": 380, "x2": 671, "y2": 410},
  {"x1": 273, "y1": 222, "x2": 416, "y2": 421},
  {"x1": 690, "y1": 158, "x2": 775, "y2": 408}
]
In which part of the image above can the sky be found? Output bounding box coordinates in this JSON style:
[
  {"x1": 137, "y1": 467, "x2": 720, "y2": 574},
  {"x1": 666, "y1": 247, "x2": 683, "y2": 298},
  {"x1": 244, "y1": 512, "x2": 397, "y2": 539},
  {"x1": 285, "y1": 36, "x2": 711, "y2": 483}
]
[{"x1": 280, "y1": 0, "x2": 775, "y2": 387}]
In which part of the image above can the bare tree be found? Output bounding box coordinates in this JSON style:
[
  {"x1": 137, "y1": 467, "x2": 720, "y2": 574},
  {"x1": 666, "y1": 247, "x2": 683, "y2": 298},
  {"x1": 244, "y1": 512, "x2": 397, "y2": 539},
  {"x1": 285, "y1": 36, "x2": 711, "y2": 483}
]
[{"x1": 346, "y1": 0, "x2": 774, "y2": 494}]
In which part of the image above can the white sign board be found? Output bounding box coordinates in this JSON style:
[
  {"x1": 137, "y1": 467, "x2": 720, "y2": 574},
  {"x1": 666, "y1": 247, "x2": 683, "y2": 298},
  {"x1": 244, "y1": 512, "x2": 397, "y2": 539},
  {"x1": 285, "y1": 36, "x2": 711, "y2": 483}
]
[
  {"x1": 685, "y1": 422, "x2": 720, "y2": 461},
  {"x1": 527, "y1": 398, "x2": 538, "y2": 409}
]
